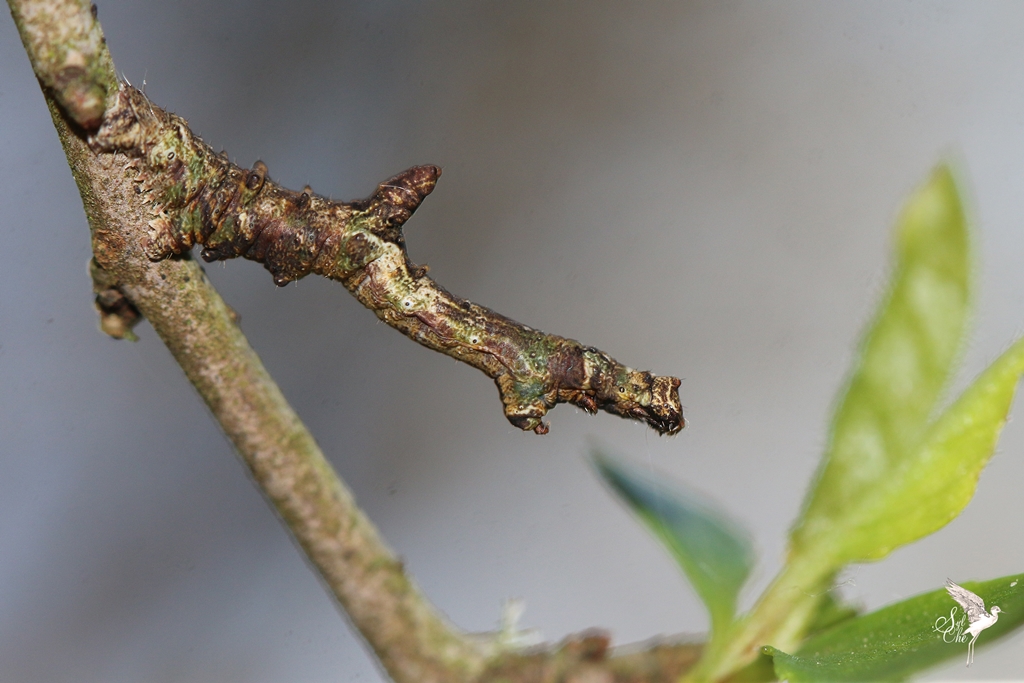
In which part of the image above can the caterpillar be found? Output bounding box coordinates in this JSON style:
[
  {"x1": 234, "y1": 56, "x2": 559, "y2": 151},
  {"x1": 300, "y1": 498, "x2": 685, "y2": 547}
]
[{"x1": 90, "y1": 83, "x2": 684, "y2": 435}]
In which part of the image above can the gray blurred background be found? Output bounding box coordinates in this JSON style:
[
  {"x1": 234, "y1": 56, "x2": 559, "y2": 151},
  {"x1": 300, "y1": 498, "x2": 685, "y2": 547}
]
[{"x1": 3, "y1": 1, "x2": 1024, "y2": 680}]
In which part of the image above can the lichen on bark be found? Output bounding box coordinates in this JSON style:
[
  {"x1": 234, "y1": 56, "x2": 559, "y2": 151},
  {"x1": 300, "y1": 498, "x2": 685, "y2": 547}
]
[
  {"x1": 8, "y1": 0, "x2": 113, "y2": 130},
  {"x1": 91, "y1": 83, "x2": 685, "y2": 435}
]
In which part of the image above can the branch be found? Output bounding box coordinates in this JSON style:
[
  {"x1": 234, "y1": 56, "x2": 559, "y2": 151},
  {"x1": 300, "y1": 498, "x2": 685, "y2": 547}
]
[
  {"x1": 10, "y1": 1, "x2": 486, "y2": 681},
  {"x1": 481, "y1": 632, "x2": 704, "y2": 682},
  {"x1": 9, "y1": 0, "x2": 697, "y2": 680},
  {"x1": 8, "y1": 0, "x2": 113, "y2": 130}
]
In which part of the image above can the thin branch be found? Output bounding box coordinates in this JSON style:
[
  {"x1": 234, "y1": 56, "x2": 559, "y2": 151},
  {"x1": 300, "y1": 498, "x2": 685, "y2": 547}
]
[
  {"x1": 10, "y1": 1, "x2": 487, "y2": 681},
  {"x1": 8, "y1": 0, "x2": 700, "y2": 681},
  {"x1": 481, "y1": 633, "x2": 704, "y2": 682},
  {"x1": 9, "y1": 0, "x2": 113, "y2": 130}
]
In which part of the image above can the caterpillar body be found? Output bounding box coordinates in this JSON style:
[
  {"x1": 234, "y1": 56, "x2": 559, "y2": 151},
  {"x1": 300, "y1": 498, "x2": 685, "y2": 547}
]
[{"x1": 91, "y1": 83, "x2": 684, "y2": 435}]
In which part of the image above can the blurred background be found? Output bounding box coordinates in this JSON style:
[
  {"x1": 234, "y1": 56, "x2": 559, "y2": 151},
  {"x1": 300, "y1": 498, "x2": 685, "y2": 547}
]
[{"x1": 3, "y1": 1, "x2": 1024, "y2": 680}]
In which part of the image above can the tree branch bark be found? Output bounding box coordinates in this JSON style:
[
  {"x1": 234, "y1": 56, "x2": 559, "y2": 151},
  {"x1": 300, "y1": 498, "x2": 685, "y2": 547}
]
[
  {"x1": 10, "y1": 2, "x2": 487, "y2": 681},
  {"x1": 8, "y1": 1, "x2": 701, "y2": 680}
]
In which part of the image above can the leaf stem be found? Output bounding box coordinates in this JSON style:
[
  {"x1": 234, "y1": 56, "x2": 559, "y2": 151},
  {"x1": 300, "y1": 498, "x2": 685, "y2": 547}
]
[{"x1": 685, "y1": 558, "x2": 830, "y2": 682}]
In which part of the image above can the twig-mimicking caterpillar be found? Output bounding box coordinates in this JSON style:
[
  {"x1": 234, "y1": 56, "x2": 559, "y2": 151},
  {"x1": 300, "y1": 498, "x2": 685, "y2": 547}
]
[{"x1": 91, "y1": 84, "x2": 684, "y2": 435}]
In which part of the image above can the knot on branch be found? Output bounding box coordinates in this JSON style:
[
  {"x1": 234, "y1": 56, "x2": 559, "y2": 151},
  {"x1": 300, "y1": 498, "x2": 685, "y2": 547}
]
[
  {"x1": 51, "y1": 61, "x2": 107, "y2": 130},
  {"x1": 89, "y1": 259, "x2": 141, "y2": 340}
]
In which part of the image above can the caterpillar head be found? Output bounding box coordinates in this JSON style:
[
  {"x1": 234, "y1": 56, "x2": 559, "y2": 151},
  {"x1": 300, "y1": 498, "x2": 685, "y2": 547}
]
[{"x1": 606, "y1": 369, "x2": 684, "y2": 435}]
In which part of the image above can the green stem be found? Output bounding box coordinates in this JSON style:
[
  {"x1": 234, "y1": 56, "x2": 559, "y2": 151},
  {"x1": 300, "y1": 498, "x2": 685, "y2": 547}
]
[{"x1": 685, "y1": 558, "x2": 830, "y2": 682}]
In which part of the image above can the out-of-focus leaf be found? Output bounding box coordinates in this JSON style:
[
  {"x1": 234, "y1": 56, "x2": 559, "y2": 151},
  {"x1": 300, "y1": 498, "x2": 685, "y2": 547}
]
[
  {"x1": 592, "y1": 450, "x2": 753, "y2": 636},
  {"x1": 804, "y1": 334, "x2": 1024, "y2": 566},
  {"x1": 791, "y1": 166, "x2": 973, "y2": 564},
  {"x1": 766, "y1": 574, "x2": 1024, "y2": 682},
  {"x1": 723, "y1": 653, "x2": 777, "y2": 682}
]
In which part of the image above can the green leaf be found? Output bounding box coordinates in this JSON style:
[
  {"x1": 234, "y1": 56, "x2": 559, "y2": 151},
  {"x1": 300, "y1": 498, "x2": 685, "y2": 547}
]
[
  {"x1": 807, "y1": 334, "x2": 1024, "y2": 566},
  {"x1": 791, "y1": 165, "x2": 973, "y2": 563},
  {"x1": 592, "y1": 450, "x2": 753, "y2": 636},
  {"x1": 766, "y1": 573, "x2": 1024, "y2": 681},
  {"x1": 804, "y1": 591, "x2": 861, "y2": 639}
]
